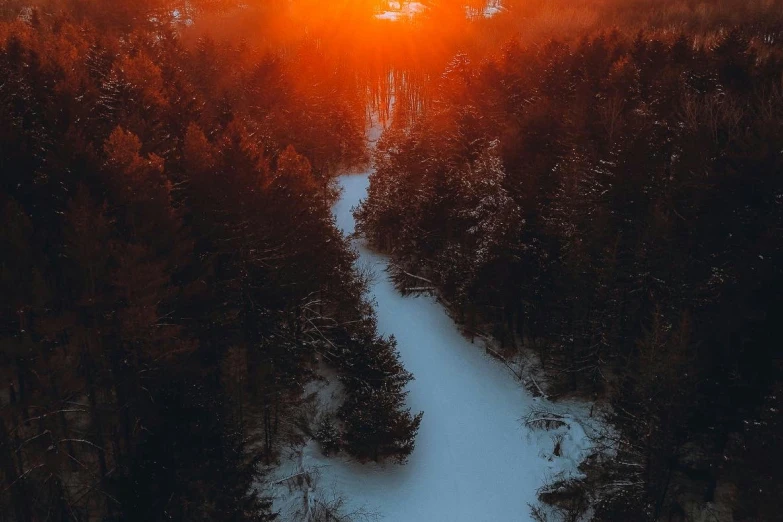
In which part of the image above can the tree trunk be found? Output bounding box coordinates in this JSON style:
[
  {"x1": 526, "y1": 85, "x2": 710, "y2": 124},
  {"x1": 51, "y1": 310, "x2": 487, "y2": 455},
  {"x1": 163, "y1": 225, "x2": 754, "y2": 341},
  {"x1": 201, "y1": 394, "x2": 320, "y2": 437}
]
[
  {"x1": 263, "y1": 402, "x2": 272, "y2": 464},
  {"x1": 0, "y1": 417, "x2": 31, "y2": 522},
  {"x1": 15, "y1": 358, "x2": 30, "y2": 425},
  {"x1": 83, "y1": 350, "x2": 108, "y2": 480}
]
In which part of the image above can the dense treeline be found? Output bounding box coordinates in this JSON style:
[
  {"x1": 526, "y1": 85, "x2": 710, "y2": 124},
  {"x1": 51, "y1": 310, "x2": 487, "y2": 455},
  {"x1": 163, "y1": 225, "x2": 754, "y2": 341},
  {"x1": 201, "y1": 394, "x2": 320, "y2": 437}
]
[
  {"x1": 357, "y1": 29, "x2": 783, "y2": 520},
  {"x1": 0, "y1": 2, "x2": 421, "y2": 520},
  {"x1": 4, "y1": 0, "x2": 783, "y2": 520}
]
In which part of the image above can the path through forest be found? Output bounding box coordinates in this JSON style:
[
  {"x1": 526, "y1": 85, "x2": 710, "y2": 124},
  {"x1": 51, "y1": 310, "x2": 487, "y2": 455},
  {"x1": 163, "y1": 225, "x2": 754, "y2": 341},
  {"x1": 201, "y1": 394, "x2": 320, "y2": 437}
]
[{"x1": 289, "y1": 163, "x2": 595, "y2": 521}]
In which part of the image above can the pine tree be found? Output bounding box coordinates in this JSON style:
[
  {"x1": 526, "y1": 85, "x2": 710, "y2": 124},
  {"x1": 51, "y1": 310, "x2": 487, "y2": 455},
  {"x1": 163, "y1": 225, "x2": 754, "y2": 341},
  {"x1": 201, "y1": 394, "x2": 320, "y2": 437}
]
[{"x1": 339, "y1": 335, "x2": 423, "y2": 462}]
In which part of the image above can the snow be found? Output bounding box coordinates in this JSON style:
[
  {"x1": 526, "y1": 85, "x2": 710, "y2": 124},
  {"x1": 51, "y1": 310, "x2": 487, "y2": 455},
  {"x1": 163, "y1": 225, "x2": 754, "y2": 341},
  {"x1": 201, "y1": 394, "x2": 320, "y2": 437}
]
[
  {"x1": 375, "y1": 2, "x2": 505, "y2": 21},
  {"x1": 466, "y1": 1, "x2": 505, "y2": 19},
  {"x1": 313, "y1": 175, "x2": 592, "y2": 520},
  {"x1": 483, "y1": 1, "x2": 504, "y2": 18},
  {"x1": 375, "y1": 0, "x2": 503, "y2": 21},
  {"x1": 268, "y1": 122, "x2": 597, "y2": 520},
  {"x1": 375, "y1": 2, "x2": 428, "y2": 21},
  {"x1": 262, "y1": 92, "x2": 600, "y2": 516}
]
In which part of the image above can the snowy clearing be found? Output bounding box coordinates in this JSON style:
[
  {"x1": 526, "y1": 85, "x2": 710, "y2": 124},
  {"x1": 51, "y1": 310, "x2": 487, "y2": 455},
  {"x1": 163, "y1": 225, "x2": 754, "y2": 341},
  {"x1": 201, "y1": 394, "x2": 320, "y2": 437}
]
[
  {"x1": 266, "y1": 130, "x2": 600, "y2": 520},
  {"x1": 483, "y1": 1, "x2": 505, "y2": 18},
  {"x1": 376, "y1": 2, "x2": 503, "y2": 21},
  {"x1": 375, "y1": 2, "x2": 428, "y2": 21}
]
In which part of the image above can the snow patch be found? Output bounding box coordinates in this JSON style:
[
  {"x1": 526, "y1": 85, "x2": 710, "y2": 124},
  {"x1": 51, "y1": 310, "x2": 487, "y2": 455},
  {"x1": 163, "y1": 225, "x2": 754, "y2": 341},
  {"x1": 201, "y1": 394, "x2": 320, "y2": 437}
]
[
  {"x1": 484, "y1": 1, "x2": 505, "y2": 18},
  {"x1": 265, "y1": 90, "x2": 600, "y2": 522},
  {"x1": 375, "y1": 2, "x2": 428, "y2": 21},
  {"x1": 278, "y1": 170, "x2": 600, "y2": 520}
]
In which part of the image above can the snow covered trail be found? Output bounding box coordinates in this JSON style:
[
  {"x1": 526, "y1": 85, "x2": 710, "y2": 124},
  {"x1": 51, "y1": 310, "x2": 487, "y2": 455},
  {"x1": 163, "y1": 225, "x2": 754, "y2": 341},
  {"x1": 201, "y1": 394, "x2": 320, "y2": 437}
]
[{"x1": 298, "y1": 171, "x2": 593, "y2": 521}]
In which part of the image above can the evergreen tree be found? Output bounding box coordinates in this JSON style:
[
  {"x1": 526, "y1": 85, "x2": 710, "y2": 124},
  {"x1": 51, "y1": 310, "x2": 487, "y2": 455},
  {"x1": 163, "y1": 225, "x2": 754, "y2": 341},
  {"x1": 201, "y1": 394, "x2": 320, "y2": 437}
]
[{"x1": 339, "y1": 334, "x2": 423, "y2": 462}]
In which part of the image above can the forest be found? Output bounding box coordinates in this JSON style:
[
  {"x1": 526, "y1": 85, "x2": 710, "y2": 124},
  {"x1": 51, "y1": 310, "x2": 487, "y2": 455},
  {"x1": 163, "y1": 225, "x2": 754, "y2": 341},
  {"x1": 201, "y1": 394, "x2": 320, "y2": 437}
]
[
  {"x1": 1, "y1": 0, "x2": 782, "y2": 521},
  {"x1": 0, "y1": 1, "x2": 424, "y2": 520},
  {"x1": 356, "y1": 4, "x2": 783, "y2": 522}
]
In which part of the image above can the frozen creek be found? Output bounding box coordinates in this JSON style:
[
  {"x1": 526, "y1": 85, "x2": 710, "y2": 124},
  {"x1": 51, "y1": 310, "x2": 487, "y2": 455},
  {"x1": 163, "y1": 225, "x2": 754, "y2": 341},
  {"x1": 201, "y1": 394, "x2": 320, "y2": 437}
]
[
  {"x1": 272, "y1": 165, "x2": 596, "y2": 521},
  {"x1": 268, "y1": 117, "x2": 597, "y2": 520}
]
